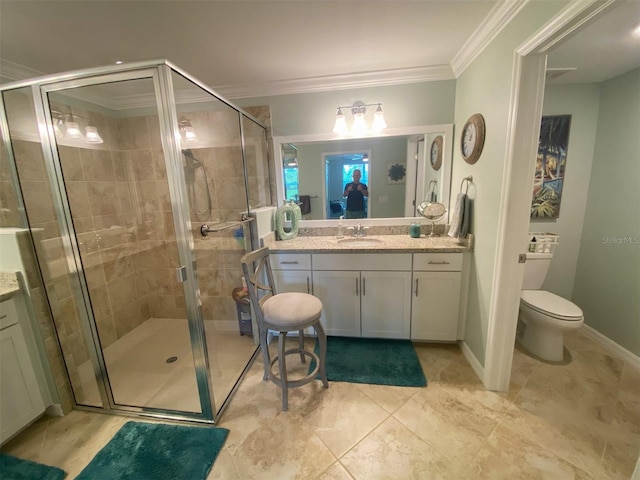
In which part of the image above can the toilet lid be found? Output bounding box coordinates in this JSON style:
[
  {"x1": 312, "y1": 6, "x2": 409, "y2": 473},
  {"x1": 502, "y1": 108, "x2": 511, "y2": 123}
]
[{"x1": 521, "y1": 290, "x2": 583, "y2": 320}]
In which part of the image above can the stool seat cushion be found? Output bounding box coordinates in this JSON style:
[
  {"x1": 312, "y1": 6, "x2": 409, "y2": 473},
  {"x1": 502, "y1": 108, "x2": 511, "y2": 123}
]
[{"x1": 263, "y1": 292, "x2": 322, "y2": 327}]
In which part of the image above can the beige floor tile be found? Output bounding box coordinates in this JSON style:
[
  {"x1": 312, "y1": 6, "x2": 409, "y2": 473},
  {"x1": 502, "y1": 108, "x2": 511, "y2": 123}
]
[
  {"x1": 3, "y1": 331, "x2": 637, "y2": 480},
  {"x1": 394, "y1": 382, "x2": 506, "y2": 465},
  {"x1": 341, "y1": 416, "x2": 457, "y2": 479},
  {"x1": 460, "y1": 423, "x2": 593, "y2": 479},
  {"x1": 300, "y1": 381, "x2": 390, "y2": 458},
  {"x1": 355, "y1": 383, "x2": 421, "y2": 413},
  {"x1": 315, "y1": 461, "x2": 354, "y2": 479}
]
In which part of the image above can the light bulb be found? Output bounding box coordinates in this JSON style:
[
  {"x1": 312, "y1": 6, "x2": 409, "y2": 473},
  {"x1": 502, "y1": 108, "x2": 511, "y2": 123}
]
[
  {"x1": 64, "y1": 121, "x2": 84, "y2": 140},
  {"x1": 85, "y1": 126, "x2": 104, "y2": 144},
  {"x1": 332, "y1": 108, "x2": 348, "y2": 136},
  {"x1": 372, "y1": 105, "x2": 387, "y2": 132},
  {"x1": 352, "y1": 111, "x2": 367, "y2": 137}
]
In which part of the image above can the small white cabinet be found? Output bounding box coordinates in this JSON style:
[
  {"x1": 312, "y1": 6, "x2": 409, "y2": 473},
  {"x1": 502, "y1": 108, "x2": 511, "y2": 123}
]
[
  {"x1": 312, "y1": 254, "x2": 412, "y2": 339},
  {"x1": 0, "y1": 297, "x2": 46, "y2": 444},
  {"x1": 411, "y1": 253, "x2": 463, "y2": 341}
]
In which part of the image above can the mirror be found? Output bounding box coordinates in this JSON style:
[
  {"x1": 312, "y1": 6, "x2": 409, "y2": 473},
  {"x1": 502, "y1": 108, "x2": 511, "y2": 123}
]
[
  {"x1": 274, "y1": 124, "x2": 453, "y2": 225},
  {"x1": 417, "y1": 201, "x2": 447, "y2": 237}
]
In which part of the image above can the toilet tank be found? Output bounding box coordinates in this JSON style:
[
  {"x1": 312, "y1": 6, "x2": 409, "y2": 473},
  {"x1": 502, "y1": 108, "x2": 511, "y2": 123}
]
[{"x1": 522, "y1": 252, "x2": 553, "y2": 289}]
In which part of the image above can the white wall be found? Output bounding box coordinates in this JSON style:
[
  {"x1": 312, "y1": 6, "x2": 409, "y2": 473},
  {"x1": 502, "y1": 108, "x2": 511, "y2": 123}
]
[
  {"x1": 572, "y1": 68, "x2": 640, "y2": 356},
  {"x1": 531, "y1": 84, "x2": 601, "y2": 299}
]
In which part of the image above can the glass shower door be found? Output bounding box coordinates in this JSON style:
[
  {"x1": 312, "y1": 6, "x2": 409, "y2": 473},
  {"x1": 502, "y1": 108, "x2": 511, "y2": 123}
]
[{"x1": 42, "y1": 74, "x2": 209, "y2": 416}]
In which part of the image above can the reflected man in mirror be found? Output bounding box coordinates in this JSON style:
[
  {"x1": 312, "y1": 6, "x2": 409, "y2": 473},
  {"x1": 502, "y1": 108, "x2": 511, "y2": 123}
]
[{"x1": 343, "y1": 169, "x2": 368, "y2": 219}]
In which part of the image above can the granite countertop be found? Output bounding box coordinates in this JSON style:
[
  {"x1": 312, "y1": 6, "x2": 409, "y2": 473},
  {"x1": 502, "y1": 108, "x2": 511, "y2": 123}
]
[
  {"x1": 0, "y1": 271, "x2": 21, "y2": 302},
  {"x1": 264, "y1": 234, "x2": 471, "y2": 253}
]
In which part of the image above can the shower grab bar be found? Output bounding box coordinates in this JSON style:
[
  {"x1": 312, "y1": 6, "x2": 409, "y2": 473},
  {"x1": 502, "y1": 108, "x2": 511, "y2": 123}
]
[{"x1": 200, "y1": 216, "x2": 255, "y2": 236}]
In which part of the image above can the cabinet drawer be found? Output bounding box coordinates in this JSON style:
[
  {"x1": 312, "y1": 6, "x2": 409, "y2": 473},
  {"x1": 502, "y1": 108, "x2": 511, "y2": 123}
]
[
  {"x1": 313, "y1": 253, "x2": 412, "y2": 271},
  {"x1": 270, "y1": 253, "x2": 311, "y2": 270},
  {"x1": 413, "y1": 253, "x2": 462, "y2": 271},
  {"x1": 0, "y1": 299, "x2": 19, "y2": 330}
]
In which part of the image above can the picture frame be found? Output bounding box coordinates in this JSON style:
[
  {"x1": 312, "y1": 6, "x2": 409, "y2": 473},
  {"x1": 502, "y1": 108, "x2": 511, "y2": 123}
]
[
  {"x1": 386, "y1": 162, "x2": 406, "y2": 184},
  {"x1": 531, "y1": 114, "x2": 572, "y2": 219}
]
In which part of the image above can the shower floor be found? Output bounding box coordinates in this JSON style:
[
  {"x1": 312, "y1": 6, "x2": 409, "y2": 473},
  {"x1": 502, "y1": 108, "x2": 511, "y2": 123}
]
[{"x1": 76, "y1": 317, "x2": 257, "y2": 414}]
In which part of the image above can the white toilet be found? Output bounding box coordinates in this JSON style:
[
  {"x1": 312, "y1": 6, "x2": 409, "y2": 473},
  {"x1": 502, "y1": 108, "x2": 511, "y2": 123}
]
[{"x1": 517, "y1": 251, "x2": 584, "y2": 362}]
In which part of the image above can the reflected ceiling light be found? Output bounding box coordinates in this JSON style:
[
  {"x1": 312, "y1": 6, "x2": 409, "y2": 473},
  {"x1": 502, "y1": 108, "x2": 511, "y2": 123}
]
[
  {"x1": 179, "y1": 118, "x2": 198, "y2": 143},
  {"x1": 84, "y1": 126, "x2": 104, "y2": 144},
  {"x1": 63, "y1": 121, "x2": 84, "y2": 140},
  {"x1": 332, "y1": 102, "x2": 387, "y2": 137},
  {"x1": 51, "y1": 109, "x2": 106, "y2": 145}
]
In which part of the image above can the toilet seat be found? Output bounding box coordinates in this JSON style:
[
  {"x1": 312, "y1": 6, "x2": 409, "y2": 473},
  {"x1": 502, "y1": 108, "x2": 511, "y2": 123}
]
[{"x1": 521, "y1": 290, "x2": 583, "y2": 321}]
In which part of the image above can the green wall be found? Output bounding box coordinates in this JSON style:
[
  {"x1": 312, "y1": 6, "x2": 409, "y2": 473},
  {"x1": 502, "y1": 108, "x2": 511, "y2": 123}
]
[
  {"x1": 235, "y1": 80, "x2": 455, "y2": 136},
  {"x1": 532, "y1": 84, "x2": 601, "y2": 299},
  {"x1": 572, "y1": 68, "x2": 640, "y2": 356},
  {"x1": 452, "y1": 1, "x2": 568, "y2": 365}
]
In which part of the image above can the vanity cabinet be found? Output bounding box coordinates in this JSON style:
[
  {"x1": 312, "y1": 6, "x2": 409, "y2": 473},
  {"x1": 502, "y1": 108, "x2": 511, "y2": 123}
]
[
  {"x1": 270, "y1": 253, "x2": 312, "y2": 294},
  {"x1": 312, "y1": 254, "x2": 412, "y2": 338},
  {"x1": 0, "y1": 297, "x2": 46, "y2": 444},
  {"x1": 411, "y1": 253, "x2": 462, "y2": 341}
]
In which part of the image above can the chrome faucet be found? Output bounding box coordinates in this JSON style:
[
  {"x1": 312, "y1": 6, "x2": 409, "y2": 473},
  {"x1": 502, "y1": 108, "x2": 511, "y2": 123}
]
[{"x1": 351, "y1": 222, "x2": 368, "y2": 237}]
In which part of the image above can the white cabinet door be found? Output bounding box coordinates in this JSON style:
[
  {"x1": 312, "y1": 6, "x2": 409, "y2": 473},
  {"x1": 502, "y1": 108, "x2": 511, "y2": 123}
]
[
  {"x1": 411, "y1": 272, "x2": 461, "y2": 341},
  {"x1": 361, "y1": 271, "x2": 412, "y2": 339},
  {"x1": 312, "y1": 270, "x2": 361, "y2": 337},
  {"x1": 0, "y1": 300, "x2": 46, "y2": 443},
  {"x1": 273, "y1": 269, "x2": 311, "y2": 294}
]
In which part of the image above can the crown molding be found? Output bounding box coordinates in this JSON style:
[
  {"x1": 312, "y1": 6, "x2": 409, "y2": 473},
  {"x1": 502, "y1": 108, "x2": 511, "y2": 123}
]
[
  {"x1": 0, "y1": 58, "x2": 44, "y2": 83},
  {"x1": 215, "y1": 64, "x2": 455, "y2": 100},
  {"x1": 451, "y1": 0, "x2": 529, "y2": 78}
]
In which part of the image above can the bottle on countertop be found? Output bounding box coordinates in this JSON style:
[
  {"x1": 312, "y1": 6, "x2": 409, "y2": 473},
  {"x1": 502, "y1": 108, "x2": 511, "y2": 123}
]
[{"x1": 337, "y1": 215, "x2": 344, "y2": 239}]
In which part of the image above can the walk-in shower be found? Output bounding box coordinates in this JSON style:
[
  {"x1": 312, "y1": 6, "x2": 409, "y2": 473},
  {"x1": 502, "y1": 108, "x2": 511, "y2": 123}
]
[{"x1": 0, "y1": 60, "x2": 274, "y2": 424}]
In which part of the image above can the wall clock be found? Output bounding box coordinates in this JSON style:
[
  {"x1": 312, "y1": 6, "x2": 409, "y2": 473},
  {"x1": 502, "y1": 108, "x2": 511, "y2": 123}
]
[
  {"x1": 430, "y1": 135, "x2": 443, "y2": 171},
  {"x1": 460, "y1": 113, "x2": 485, "y2": 165}
]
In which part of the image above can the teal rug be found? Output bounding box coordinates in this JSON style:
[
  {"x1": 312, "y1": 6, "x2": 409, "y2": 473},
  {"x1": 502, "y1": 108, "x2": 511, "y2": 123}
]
[
  {"x1": 0, "y1": 453, "x2": 66, "y2": 480},
  {"x1": 76, "y1": 421, "x2": 229, "y2": 480},
  {"x1": 309, "y1": 336, "x2": 427, "y2": 387}
]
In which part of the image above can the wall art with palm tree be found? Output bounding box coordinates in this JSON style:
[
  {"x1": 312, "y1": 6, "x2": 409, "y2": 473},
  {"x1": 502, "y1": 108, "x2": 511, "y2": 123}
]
[{"x1": 531, "y1": 115, "x2": 572, "y2": 219}]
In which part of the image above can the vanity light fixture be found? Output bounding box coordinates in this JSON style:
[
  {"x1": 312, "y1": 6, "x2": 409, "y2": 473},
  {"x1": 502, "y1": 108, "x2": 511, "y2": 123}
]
[
  {"x1": 51, "y1": 109, "x2": 105, "y2": 145},
  {"x1": 179, "y1": 118, "x2": 198, "y2": 143},
  {"x1": 332, "y1": 102, "x2": 387, "y2": 137}
]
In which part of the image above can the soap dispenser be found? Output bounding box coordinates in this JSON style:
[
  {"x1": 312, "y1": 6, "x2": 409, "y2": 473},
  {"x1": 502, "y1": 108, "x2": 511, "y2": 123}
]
[{"x1": 337, "y1": 215, "x2": 344, "y2": 239}]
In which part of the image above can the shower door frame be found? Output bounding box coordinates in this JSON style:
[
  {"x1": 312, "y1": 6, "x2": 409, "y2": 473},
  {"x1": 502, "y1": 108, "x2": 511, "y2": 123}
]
[{"x1": 29, "y1": 64, "x2": 218, "y2": 423}]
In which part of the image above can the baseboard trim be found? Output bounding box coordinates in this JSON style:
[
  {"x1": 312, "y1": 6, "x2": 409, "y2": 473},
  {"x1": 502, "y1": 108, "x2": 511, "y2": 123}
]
[
  {"x1": 45, "y1": 404, "x2": 64, "y2": 417},
  {"x1": 459, "y1": 340, "x2": 485, "y2": 384},
  {"x1": 579, "y1": 325, "x2": 640, "y2": 371}
]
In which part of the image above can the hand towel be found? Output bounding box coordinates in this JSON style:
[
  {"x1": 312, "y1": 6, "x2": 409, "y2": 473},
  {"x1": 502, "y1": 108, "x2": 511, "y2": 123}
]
[
  {"x1": 299, "y1": 195, "x2": 311, "y2": 215},
  {"x1": 448, "y1": 193, "x2": 470, "y2": 238}
]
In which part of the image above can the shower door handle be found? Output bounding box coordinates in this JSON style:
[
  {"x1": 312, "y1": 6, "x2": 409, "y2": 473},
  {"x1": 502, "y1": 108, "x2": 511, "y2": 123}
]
[{"x1": 175, "y1": 266, "x2": 187, "y2": 282}]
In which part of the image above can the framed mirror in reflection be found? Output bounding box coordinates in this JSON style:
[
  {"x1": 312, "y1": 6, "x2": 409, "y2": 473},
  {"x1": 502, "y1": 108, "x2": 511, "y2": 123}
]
[{"x1": 274, "y1": 124, "x2": 453, "y2": 225}]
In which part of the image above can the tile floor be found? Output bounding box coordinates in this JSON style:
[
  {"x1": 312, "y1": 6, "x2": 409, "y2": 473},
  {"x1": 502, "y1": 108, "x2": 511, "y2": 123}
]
[{"x1": 2, "y1": 329, "x2": 639, "y2": 479}]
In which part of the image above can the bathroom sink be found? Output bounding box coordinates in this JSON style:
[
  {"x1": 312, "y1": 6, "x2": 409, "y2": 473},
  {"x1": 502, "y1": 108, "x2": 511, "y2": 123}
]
[{"x1": 337, "y1": 237, "x2": 383, "y2": 247}]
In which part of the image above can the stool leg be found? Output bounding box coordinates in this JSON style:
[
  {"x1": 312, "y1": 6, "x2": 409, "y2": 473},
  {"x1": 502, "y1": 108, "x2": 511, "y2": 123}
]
[
  {"x1": 298, "y1": 329, "x2": 305, "y2": 363},
  {"x1": 315, "y1": 322, "x2": 329, "y2": 388},
  {"x1": 278, "y1": 332, "x2": 289, "y2": 411},
  {"x1": 260, "y1": 325, "x2": 270, "y2": 381}
]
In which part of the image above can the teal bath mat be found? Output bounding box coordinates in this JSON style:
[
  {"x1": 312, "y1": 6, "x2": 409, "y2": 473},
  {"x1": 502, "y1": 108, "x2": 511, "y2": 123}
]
[
  {"x1": 0, "y1": 453, "x2": 66, "y2": 480},
  {"x1": 310, "y1": 336, "x2": 427, "y2": 387},
  {"x1": 76, "y1": 421, "x2": 229, "y2": 480}
]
